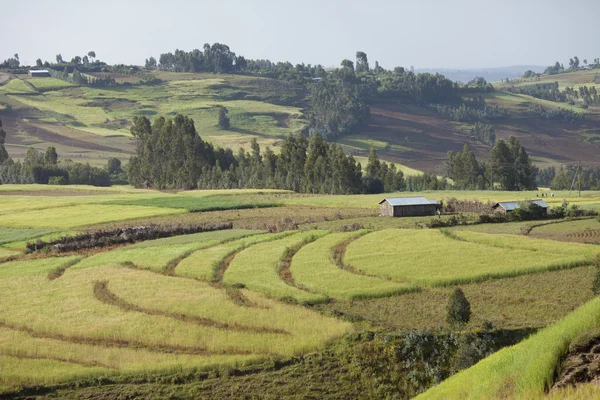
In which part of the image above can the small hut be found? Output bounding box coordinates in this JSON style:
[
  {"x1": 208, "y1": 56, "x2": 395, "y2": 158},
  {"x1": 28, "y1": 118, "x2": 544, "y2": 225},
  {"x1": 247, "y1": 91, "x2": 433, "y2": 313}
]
[
  {"x1": 29, "y1": 70, "x2": 50, "y2": 77},
  {"x1": 492, "y1": 200, "x2": 549, "y2": 216},
  {"x1": 379, "y1": 197, "x2": 440, "y2": 217}
]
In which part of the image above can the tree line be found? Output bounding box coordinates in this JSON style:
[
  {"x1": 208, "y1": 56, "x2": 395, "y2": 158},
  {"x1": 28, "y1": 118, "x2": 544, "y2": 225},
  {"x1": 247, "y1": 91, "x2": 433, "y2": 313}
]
[
  {"x1": 0, "y1": 119, "x2": 124, "y2": 185},
  {"x1": 126, "y1": 114, "x2": 453, "y2": 193},
  {"x1": 446, "y1": 137, "x2": 536, "y2": 191}
]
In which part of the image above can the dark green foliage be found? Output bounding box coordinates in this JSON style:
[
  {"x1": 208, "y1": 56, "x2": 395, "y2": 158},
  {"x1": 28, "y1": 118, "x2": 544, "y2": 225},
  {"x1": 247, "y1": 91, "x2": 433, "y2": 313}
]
[
  {"x1": 446, "y1": 288, "x2": 471, "y2": 329},
  {"x1": 507, "y1": 82, "x2": 566, "y2": 102},
  {"x1": 157, "y1": 43, "x2": 239, "y2": 73},
  {"x1": 447, "y1": 144, "x2": 487, "y2": 190},
  {"x1": 308, "y1": 71, "x2": 371, "y2": 139},
  {"x1": 48, "y1": 176, "x2": 67, "y2": 185},
  {"x1": 378, "y1": 69, "x2": 461, "y2": 104},
  {"x1": 217, "y1": 107, "x2": 230, "y2": 130},
  {"x1": 508, "y1": 201, "x2": 547, "y2": 222},
  {"x1": 26, "y1": 223, "x2": 232, "y2": 254},
  {"x1": 0, "y1": 118, "x2": 10, "y2": 165},
  {"x1": 106, "y1": 157, "x2": 123, "y2": 175},
  {"x1": 521, "y1": 105, "x2": 583, "y2": 122},
  {"x1": 44, "y1": 146, "x2": 58, "y2": 165},
  {"x1": 470, "y1": 122, "x2": 496, "y2": 146},
  {"x1": 592, "y1": 255, "x2": 600, "y2": 296},
  {"x1": 363, "y1": 148, "x2": 404, "y2": 193},
  {"x1": 490, "y1": 136, "x2": 536, "y2": 191}
]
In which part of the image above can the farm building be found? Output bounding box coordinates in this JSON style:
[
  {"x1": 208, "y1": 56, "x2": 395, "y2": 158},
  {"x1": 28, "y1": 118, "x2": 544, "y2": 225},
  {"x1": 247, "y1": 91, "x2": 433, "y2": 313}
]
[
  {"x1": 492, "y1": 200, "x2": 549, "y2": 216},
  {"x1": 29, "y1": 70, "x2": 50, "y2": 77},
  {"x1": 379, "y1": 197, "x2": 440, "y2": 217}
]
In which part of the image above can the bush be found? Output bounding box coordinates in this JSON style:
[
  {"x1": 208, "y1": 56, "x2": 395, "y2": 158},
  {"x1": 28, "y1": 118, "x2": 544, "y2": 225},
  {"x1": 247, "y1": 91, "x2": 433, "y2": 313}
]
[
  {"x1": 592, "y1": 255, "x2": 600, "y2": 296},
  {"x1": 446, "y1": 288, "x2": 471, "y2": 329},
  {"x1": 48, "y1": 176, "x2": 67, "y2": 185},
  {"x1": 508, "y1": 202, "x2": 546, "y2": 222}
]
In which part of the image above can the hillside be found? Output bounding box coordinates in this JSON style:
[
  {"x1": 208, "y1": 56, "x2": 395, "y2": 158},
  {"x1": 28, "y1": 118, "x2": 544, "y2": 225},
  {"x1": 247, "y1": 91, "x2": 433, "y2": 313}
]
[{"x1": 1, "y1": 68, "x2": 599, "y2": 176}]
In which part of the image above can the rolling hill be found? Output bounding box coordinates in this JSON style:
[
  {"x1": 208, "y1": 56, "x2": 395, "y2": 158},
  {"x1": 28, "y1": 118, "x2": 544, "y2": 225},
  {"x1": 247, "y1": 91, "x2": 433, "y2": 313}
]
[{"x1": 0, "y1": 68, "x2": 599, "y2": 176}]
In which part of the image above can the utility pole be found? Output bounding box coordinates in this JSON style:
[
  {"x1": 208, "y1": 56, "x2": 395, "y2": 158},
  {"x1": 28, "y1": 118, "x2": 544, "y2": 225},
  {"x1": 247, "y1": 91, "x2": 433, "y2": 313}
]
[{"x1": 568, "y1": 162, "x2": 580, "y2": 198}]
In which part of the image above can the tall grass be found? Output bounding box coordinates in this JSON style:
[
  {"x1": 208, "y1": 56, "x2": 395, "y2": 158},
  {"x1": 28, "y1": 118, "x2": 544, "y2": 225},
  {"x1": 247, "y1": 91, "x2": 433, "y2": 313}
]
[
  {"x1": 452, "y1": 230, "x2": 599, "y2": 258},
  {"x1": 176, "y1": 232, "x2": 290, "y2": 280},
  {"x1": 290, "y1": 231, "x2": 415, "y2": 300},
  {"x1": 345, "y1": 229, "x2": 591, "y2": 286},
  {"x1": 417, "y1": 296, "x2": 600, "y2": 399},
  {"x1": 0, "y1": 256, "x2": 81, "y2": 278},
  {"x1": 223, "y1": 231, "x2": 330, "y2": 304},
  {"x1": 0, "y1": 204, "x2": 186, "y2": 229}
]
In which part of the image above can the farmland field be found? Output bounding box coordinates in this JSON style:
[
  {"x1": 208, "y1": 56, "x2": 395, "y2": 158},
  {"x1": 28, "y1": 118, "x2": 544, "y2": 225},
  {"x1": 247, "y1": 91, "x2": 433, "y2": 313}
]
[{"x1": 1, "y1": 186, "x2": 600, "y2": 397}]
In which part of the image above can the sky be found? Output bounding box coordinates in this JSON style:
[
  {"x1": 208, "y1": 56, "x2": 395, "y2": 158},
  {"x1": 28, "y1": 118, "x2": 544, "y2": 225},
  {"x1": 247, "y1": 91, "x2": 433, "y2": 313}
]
[{"x1": 3, "y1": 0, "x2": 599, "y2": 70}]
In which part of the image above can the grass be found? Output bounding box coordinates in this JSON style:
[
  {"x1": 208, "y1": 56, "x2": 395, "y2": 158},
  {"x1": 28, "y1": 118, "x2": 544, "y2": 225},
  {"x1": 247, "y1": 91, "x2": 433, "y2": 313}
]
[
  {"x1": 416, "y1": 295, "x2": 600, "y2": 399},
  {"x1": 0, "y1": 262, "x2": 351, "y2": 389},
  {"x1": 22, "y1": 77, "x2": 74, "y2": 91},
  {"x1": 0, "y1": 79, "x2": 36, "y2": 94},
  {"x1": 0, "y1": 204, "x2": 186, "y2": 229},
  {"x1": 451, "y1": 230, "x2": 599, "y2": 258},
  {"x1": 317, "y1": 265, "x2": 595, "y2": 331},
  {"x1": 128, "y1": 229, "x2": 261, "y2": 249},
  {"x1": 344, "y1": 229, "x2": 592, "y2": 286},
  {"x1": 176, "y1": 232, "x2": 289, "y2": 280},
  {"x1": 290, "y1": 231, "x2": 415, "y2": 300},
  {"x1": 71, "y1": 243, "x2": 207, "y2": 272},
  {"x1": 223, "y1": 231, "x2": 330, "y2": 304},
  {"x1": 108, "y1": 196, "x2": 282, "y2": 212},
  {"x1": 0, "y1": 227, "x2": 59, "y2": 246},
  {"x1": 0, "y1": 256, "x2": 81, "y2": 278}
]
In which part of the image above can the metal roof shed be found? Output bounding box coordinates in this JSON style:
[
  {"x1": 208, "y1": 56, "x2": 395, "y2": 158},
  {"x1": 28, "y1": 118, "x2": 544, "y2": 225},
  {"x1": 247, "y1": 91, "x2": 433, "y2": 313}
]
[{"x1": 379, "y1": 197, "x2": 440, "y2": 217}]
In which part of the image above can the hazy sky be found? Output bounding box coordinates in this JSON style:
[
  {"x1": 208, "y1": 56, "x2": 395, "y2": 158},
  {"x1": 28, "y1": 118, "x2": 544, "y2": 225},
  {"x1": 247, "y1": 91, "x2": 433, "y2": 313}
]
[{"x1": 4, "y1": 0, "x2": 599, "y2": 69}]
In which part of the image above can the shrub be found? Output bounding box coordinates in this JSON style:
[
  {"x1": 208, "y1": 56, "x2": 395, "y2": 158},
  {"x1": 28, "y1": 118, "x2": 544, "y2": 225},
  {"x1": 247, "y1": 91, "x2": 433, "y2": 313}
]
[
  {"x1": 48, "y1": 176, "x2": 67, "y2": 185},
  {"x1": 592, "y1": 255, "x2": 600, "y2": 296},
  {"x1": 446, "y1": 288, "x2": 471, "y2": 329}
]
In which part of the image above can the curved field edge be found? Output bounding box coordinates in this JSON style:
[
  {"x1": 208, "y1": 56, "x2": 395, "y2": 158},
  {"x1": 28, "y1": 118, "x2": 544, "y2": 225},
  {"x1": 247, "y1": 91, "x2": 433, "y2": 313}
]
[
  {"x1": 344, "y1": 229, "x2": 594, "y2": 287},
  {"x1": 416, "y1": 295, "x2": 600, "y2": 400},
  {"x1": 290, "y1": 230, "x2": 416, "y2": 300},
  {"x1": 223, "y1": 231, "x2": 330, "y2": 304}
]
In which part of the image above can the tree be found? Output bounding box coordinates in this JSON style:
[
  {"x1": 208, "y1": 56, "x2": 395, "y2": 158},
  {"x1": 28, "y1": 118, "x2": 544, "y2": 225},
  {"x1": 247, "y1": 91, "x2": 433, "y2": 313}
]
[
  {"x1": 44, "y1": 146, "x2": 58, "y2": 165},
  {"x1": 106, "y1": 158, "x2": 123, "y2": 174},
  {"x1": 71, "y1": 56, "x2": 82, "y2": 65},
  {"x1": 356, "y1": 51, "x2": 369, "y2": 74},
  {"x1": 36, "y1": 59, "x2": 43, "y2": 68},
  {"x1": 82, "y1": 55, "x2": 89, "y2": 67},
  {"x1": 56, "y1": 54, "x2": 63, "y2": 64},
  {"x1": 14, "y1": 54, "x2": 19, "y2": 61},
  {"x1": 446, "y1": 288, "x2": 471, "y2": 329},
  {"x1": 218, "y1": 107, "x2": 230, "y2": 130},
  {"x1": 145, "y1": 57, "x2": 157, "y2": 69},
  {"x1": 340, "y1": 59, "x2": 354, "y2": 72},
  {"x1": 87, "y1": 51, "x2": 96, "y2": 63},
  {"x1": 0, "y1": 118, "x2": 11, "y2": 164}
]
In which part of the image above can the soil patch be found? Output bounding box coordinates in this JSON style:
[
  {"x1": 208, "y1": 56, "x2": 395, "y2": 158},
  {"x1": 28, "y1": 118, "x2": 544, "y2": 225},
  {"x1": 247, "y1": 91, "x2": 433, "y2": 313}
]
[{"x1": 552, "y1": 337, "x2": 600, "y2": 390}]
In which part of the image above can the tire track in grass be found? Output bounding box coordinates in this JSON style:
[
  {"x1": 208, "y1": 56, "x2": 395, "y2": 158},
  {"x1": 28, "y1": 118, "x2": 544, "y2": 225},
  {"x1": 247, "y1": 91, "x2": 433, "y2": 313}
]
[
  {"x1": 211, "y1": 250, "x2": 264, "y2": 308},
  {"x1": 47, "y1": 257, "x2": 85, "y2": 280},
  {"x1": 0, "y1": 351, "x2": 118, "y2": 370},
  {"x1": 93, "y1": 280, "x2": 288, "y2": 335}
]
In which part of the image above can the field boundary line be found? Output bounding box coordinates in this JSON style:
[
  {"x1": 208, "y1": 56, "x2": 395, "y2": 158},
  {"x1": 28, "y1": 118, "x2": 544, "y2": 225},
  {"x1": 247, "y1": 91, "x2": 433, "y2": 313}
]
[
  {"x1": 0, "y1": 320, "x2": 254, "y2": 356},
  {"x1": 0, "y1": 350, "x2": 118, "y2": 370},
  {"x1": 93, "y1": 280, "x2": 288, "y2": 335},
  {"x1": 278, "y1": 233, "x2": 330, "y2": 295}
]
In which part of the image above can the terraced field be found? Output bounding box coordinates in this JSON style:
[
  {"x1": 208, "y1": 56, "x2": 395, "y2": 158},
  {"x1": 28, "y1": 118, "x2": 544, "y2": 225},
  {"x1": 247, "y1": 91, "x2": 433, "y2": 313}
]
[{"x1": 3, "y1": 186, "x2": 600, "y2": 396}]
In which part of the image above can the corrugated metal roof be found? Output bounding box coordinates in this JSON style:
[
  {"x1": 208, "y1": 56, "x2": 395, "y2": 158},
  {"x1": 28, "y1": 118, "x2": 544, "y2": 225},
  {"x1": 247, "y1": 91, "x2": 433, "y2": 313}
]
[
  {"x1": 379, "y1": 197, "x2": 439, "y2": 206},
  {"x1": 29, "y1": 70, "x2": 49, "y2": 73},
  {"x1": 494, "y1": 200, "x2": 548, "y2": 211}
]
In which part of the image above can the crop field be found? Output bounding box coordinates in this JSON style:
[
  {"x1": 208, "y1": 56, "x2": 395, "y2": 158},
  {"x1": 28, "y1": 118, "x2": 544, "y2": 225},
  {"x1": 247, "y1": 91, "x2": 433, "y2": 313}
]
[
  {"x1": 417, "y1": 295, "x2": 600, "y2": 399},
  {"x1": 2, "y1": 186, "x2": 600, "y2": 396},
  {"x1": 345, "y1": 229, "x2": 595, "y2": 286}
]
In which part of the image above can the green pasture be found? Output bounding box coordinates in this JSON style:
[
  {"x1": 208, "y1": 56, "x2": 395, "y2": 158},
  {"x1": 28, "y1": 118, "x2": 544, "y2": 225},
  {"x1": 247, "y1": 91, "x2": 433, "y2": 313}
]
[
  {"x1": 223, "y1": 230, "x2": 330, "y2": 304},
  {"x1": 290, "y1": 231, "x2": 415, "y2": 300},
  {"x1": 345, "y1": 229, "x2": 592, "y2": 286},
  {"x1": 176, "y1": 232, "x2": 288, "y2": 280},
  {"x1": 417, "y1": 295, "x2": 600, "y2": 399}
]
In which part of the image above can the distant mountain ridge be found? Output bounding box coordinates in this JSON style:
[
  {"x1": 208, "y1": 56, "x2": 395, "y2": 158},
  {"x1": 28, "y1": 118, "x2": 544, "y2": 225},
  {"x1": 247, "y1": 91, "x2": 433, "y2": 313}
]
[{"x1": 415, "y1": 65, "x2": 546, "y2": 84}]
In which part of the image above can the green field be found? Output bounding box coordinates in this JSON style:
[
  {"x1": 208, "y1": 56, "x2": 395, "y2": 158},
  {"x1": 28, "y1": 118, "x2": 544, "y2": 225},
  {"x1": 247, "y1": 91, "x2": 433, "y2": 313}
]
[
  {"x1": 345, "y1": 229, "x2": 593, "y2": 286},
  {"x1": 1, "y1": 185, "x2": 600, "y2": 396}
]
